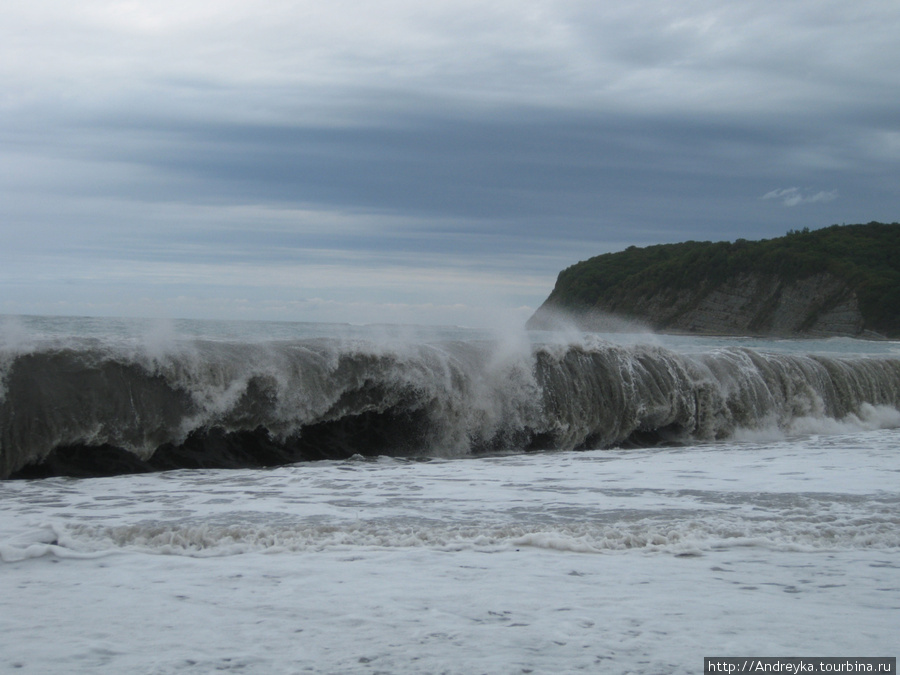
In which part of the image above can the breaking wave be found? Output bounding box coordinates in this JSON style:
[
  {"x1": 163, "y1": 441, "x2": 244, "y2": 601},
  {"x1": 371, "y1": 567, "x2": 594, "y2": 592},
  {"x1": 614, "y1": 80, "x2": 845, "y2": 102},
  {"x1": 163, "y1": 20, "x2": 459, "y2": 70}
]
[{"x1": 2, "y1": 333, "x2": 899, "y2": 478}]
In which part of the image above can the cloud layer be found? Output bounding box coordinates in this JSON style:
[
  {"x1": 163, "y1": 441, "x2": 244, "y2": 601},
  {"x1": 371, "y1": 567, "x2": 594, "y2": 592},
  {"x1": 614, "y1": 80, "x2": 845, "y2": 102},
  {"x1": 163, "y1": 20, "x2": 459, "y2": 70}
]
[{"x1": 2, "y1": 0, "x2": 898, "y2": 325}]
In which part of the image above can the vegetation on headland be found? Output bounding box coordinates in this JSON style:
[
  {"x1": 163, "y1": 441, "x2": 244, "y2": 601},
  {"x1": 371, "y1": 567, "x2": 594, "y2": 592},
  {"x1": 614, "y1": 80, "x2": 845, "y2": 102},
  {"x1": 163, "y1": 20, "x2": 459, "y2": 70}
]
[{"x1": 531, "y1": 222, "x2": 900, "y2": 337}]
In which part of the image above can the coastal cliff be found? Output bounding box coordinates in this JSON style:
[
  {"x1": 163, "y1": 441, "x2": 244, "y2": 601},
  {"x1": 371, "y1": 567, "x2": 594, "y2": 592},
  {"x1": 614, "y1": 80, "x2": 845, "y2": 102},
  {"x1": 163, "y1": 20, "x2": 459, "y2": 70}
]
[{"x1": 527, "y1": 222, "x2": 900, "y2": 338}]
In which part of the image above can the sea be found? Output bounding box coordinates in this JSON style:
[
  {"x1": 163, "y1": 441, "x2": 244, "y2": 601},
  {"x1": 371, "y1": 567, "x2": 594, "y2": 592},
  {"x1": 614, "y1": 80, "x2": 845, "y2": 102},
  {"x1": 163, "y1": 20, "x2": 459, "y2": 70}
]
[{"x1": 1, "y1": 314, "x2": 898, "y2": 674}]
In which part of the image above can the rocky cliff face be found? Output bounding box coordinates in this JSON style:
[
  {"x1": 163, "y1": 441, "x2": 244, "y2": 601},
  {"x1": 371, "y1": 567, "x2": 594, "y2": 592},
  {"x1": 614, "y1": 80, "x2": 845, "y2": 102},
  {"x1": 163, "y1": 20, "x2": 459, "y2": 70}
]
[{"x1": 529, "y1": 272, "x2": 874, "y2": 337}]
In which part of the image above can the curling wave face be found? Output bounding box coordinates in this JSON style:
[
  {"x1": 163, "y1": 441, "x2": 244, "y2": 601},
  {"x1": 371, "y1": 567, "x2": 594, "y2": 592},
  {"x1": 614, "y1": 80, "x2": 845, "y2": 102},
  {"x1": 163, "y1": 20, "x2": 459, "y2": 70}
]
[{"x1": 2, "y1": 331, "x2": 900, "y2": 478}]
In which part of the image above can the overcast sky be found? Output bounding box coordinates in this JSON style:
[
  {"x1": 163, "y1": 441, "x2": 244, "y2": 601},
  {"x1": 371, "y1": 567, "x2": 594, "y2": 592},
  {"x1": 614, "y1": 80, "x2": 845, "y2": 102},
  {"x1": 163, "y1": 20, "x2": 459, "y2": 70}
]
[{"x1": 2, "y1": 0, "x2": 898, "y2": 327}]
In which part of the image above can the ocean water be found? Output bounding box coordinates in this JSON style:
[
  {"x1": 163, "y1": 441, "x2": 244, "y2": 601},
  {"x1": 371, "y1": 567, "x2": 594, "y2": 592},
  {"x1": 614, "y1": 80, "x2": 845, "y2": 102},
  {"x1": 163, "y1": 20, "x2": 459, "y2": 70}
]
[{"x1": 1, "y1": 315, "x2": 898, "y2": 674}]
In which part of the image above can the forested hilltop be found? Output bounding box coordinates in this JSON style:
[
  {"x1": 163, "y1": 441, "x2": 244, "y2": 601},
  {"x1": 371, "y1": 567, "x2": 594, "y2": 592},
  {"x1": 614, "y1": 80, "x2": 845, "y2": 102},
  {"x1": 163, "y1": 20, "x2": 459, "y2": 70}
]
[{"x1": 527, "y1": 222, "x2": 900, "y2": 338}]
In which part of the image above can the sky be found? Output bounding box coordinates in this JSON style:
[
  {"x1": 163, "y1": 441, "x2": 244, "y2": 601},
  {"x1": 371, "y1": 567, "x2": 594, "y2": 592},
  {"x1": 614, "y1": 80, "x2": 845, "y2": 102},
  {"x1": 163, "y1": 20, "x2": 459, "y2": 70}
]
[{"x1": 1, "y1": 0, "x2": 898, "y2": 328}]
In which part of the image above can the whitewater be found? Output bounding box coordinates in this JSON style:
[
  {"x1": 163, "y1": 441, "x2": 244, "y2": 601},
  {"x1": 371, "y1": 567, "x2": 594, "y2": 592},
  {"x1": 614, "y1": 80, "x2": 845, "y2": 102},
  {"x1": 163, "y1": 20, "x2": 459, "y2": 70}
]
[{"x1": 1, "y1": 315, "x2": 898, "y2": 674}]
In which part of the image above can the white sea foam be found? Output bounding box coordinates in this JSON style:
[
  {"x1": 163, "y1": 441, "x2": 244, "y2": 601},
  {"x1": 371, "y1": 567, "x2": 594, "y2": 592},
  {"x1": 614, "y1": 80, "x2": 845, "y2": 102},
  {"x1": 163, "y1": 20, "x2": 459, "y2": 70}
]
[
  {"x1": 21, "y1": 505, "x2": 894, "y2": 560},
  {"x1": 2, "y1": 432, "x2": 898, "y2": 673}
]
